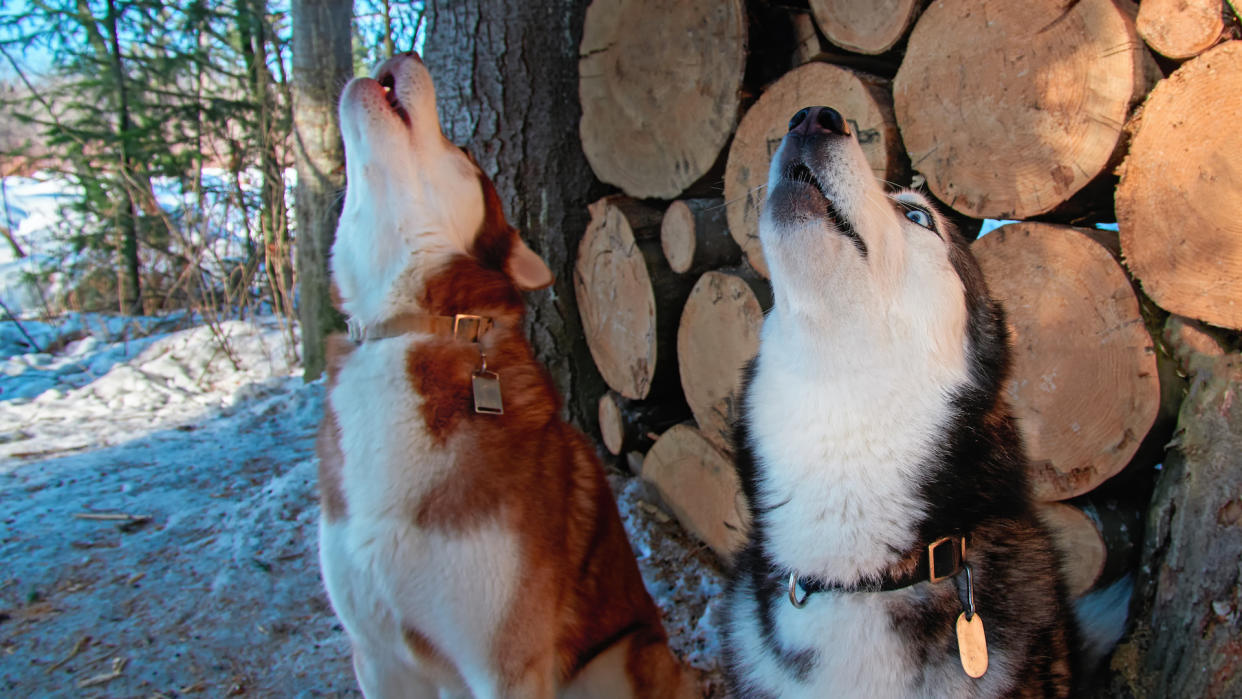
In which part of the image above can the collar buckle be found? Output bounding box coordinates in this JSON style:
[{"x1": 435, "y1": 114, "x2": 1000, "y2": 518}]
[
  {"x1": 347, "y1": 317, "x2": 367, "y2": 344},
  {"x1": 453, "y1": 314, "x2": 488, "y2": 343},
  {"x1": 927, "y1": 536, "x2": 967, "y2": 584}
]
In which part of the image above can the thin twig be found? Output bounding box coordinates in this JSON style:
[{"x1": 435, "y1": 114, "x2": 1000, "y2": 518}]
[
  {"x1": 72, "y1": 513, "x2": 151, "y2": 523},
  {"x1": 76, "y1": 656, "x2": 127, "y2": 688},
  {"x1": 45, "y1": 635, "x2": 90, "y2": 674},
  {"x1": 0, "y1": 295, "x2": 41, "y2": 352}
]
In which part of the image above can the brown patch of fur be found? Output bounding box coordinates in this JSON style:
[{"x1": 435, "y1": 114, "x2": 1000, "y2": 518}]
[
  {"x1": 316, "y1": 335, "x2": 355, "y2": 522},
  {"x1": 396, "y1": 175, "x2": 681, "y2": 693}
]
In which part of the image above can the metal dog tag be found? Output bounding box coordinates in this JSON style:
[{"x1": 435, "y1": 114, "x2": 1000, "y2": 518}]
[
  {"x1": 956, "y1": 611, "x2": 989, "y2": 678},
  {"x1": 472, "y1": 370, "x2": 504, "y2": 415}
]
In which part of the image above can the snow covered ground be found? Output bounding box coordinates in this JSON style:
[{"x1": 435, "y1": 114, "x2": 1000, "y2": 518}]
[{"x1": 0, "y1": 315, "x2": 727, "y2": 696}]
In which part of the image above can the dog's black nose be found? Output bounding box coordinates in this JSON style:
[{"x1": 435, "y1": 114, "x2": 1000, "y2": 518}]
[{"x1": 788, "y1": 106, "x2": 850, "y2": 136}]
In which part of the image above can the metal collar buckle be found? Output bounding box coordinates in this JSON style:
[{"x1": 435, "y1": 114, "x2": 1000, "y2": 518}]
[
  {"x1": 928, "y1": 536, "x2": 967, "y2": 584},
  {"x1": 452, "y1": 314, "x2": 488, "y2": 343},
  {"x1": 347, "y1": 317, "x2": 367, "y2": 344}
]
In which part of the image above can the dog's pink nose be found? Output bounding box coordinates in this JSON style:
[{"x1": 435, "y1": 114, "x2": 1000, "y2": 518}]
[{"x1": 788, "y1": 106, "x2": 850, "y2": 137}]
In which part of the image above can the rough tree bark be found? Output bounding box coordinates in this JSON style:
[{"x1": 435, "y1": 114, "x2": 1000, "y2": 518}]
[
  {"x1": 1106, "y1": 352, "x2": 1242, "y2": 698},
  {"x1": 291, "y1": 0, "x2": 352, "y2": 380},
  {"x1": 425, "y1": 0, "x2": 605, "y2": 427}
]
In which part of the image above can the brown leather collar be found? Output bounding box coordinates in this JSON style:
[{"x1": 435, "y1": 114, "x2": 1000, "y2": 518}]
[{"x1": 347, "y1": 313, "x2": 494, "y2": 344}]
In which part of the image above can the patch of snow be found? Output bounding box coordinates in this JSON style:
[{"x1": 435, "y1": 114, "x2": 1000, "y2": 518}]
[{"x1": 0, "y1": 314, "x2": 726, "y2": 696}]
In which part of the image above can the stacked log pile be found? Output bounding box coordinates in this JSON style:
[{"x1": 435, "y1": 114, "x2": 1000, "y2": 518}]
[{"x1": 575, "y1": 0, "x2": 1241, "y2": 687}]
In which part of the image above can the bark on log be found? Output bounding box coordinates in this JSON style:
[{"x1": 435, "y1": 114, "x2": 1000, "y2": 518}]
[
  {"x1": 1136, "y1": 0, "x2": 1226, "y2": 59},
  {"x1": 1106, "y1": 353, "x2": 1242, "y2": 698},
  {"x1": 973, "y1": 223, "x2": 1160, "y2": 501},
  {"x1": 893, "y1": 0, "x2": 1152, "y2": 219},
  {"x1": 809, "y1": 0, "x2": 921, "y2": 55},
  {"x1": 725, "y1": 62, "x2": 903, "y2": 277},
  {"x1": 578, "y1": 0, "x2": 747, "y2": 199},
  {"x1": 1038, "y1": 501, "x2": 1107, "y2": 599},
  {"x1": 660, "y1": 199, "x2": 741, "y2": 276},
  {"x1": 1117, "y1": 41, "x2": 1242, "y2": 331},
  {"x1": 574, "y1": 196, "x2": 693, "y2": 400},
  {"x1": 597, "y1": 390, "x2": 688, "y2": 456},
  {"x1": 677, "y1": 269, "x2": 771, "y2": 454},
  {"x1": 642, "y1": 423, "x2": 750, "y2": 562}
]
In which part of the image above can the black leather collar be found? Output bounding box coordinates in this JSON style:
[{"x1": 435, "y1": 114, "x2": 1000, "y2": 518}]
[{"x1": 789, "y1": 535, "x2": 967, "y2": 607}]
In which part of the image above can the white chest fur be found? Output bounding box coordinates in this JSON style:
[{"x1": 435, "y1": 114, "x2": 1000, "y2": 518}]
[
  {"x1": 318, "y1": 337, "x2": 522, "y2": 697},
  {"x1": 745, "y1": 312, "x2": 968, "y2": 585}
]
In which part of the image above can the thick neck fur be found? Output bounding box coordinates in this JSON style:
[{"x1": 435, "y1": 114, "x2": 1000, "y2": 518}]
[{"x1": 744, "y1": 299, "x2": 970, "y2": 586}]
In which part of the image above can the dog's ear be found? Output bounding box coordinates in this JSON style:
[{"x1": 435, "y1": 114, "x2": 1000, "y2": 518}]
[
  {"x1": 471, "y1": 159, "x2": 554, "y2": 291},
  {"x1": 507, "y1": 238, "x2": 554, "y2": 291}
]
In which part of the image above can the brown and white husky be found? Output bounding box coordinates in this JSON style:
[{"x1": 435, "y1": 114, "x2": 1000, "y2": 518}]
[
  {"x1": 721, "y1": 106, "x2": 1128, "y2": 698},
  {"x1": 317, "y1": 52, "x2": 692, "y2": 699}
]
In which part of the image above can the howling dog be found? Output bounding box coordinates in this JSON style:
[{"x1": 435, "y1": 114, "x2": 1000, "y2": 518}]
[
  {"x1": 721, "y1": 106, "x2": 1126, "y2": 697},
  {"x1": 318, "y1": 52, "x2": 691, "y2": 698}
]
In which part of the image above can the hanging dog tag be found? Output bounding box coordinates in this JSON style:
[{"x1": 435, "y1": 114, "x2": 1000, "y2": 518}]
[
  {"x1": 472, "y1": 369, "x2": 504, "y2": 414},
  {"x1": 956, "y1": 611, "x2": 989, "y2": 678}
]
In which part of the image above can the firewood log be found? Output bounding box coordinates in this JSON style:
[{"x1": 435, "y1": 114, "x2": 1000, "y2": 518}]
[
  {"x1": 676, "y1": 268, "x2": 771, "y2": 454},
  {"x1": 642, "y1": 423, "x2": 750, "y2": 562},
  {"x1": 597, "y1": 390, "x2": 688, "y2": 456},
  {"x1": 578, "y1": 0, "x2": 747, "y2": 199},
  {"x1": 1038, "y1": 501, "x2": 1107, "y2": 599},
  {"x1": 973, "y1": 222, "x2": 1160, "y2": 501},
  {"x1": 808, "y1": 0, "x2": 922, "y2": 55},
  {"x1": 574, "y1": 196, "x2": 693, "y2": 400},
  {"x1": 1117, "y1": 41, "x2": 1242, "y2": 331},
  {"x1": 660, "y1": 199, "x2": 741, "y2": 276},
  {"x1": 724, "y1": 62, "x2": 903, "y2": 277},
  {"x1": 1137, "y1": 0, "x2": 1226, "y2": 59},
  {"x1": 894, "y1": 0, "x2": 1155, "y2": 219}
]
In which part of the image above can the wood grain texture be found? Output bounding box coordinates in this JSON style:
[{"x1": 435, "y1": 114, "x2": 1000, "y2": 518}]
[
  {"x1": 1117, "y1": 41, "x2": 1242, "y2": 330},
  {"x1": 579, "y1": 0, "x2": 747, "y2": 198},
  {"x1": 894, "y1": 0, "x2": 1151, "y2": 219},
  {"x1": 1136, "y1": 0, "x2": 1225, "y2": 59},
  {"x1": 973, "y1": 223, "x2": 1160, "y2": 501},
  {"x1": 809, "y1": 0, "x2": 921, "y2": 54}
]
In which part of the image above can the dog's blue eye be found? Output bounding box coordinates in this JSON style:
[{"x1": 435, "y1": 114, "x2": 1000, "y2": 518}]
[{"x1": 904, "y1": 208, "x2": 932, "y2": 229}]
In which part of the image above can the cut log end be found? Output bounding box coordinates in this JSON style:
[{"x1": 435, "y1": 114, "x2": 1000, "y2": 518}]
[
  {"x1": 974, "y1": 223, "x2": 1160, "y2": 501},
  {"x1": 1118, "y1": 42, "x2": 1242, "y2": 331},
  {"x1": 578, "y1": 0, "x2": 747, "y2": 199},
  {"x1": 575, "y1": 196, "x2": 688, "y2": 400},
  {"x1": 660, "y1": 199, "x2": 740, "y2": 275},
  {"x1": 894, "y1": 0, "x2": 1150, "y2": 219},
  {"x1": 1136, "y1": 0, "x2": 1225, "y2": 59},
  {"x1": 809, "y1": 0, "x2": 921, "y2": 55},
  {"x1": 642, "y1": 424, "x2": 750, "y2": 562},
  {"x1": 1038, "y1": 501, "x2": 1107, "y2": 599},
  {"x1": 677, "y1": 270, "x2": 767, "y2": 454}
]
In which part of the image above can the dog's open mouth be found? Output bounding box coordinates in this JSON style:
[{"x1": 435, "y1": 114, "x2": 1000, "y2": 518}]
[
  {"x1": 781, "y1": 161, "x2": 866, "y2": 255},
  {"x1": 377, "y1": 72, "x2": 411, "y2": 126}
]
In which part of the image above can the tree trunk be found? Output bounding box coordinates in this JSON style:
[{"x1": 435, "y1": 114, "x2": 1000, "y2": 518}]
[
  {"x1": 291, "y1": 0, "x2": 352, "y2": 380},
  {"x1": 893, "y1": 0, "x2": 1154, "y2": 219},
  {"x1": 243, "y1": 0, "x2": 294, "y2": 317},
  {"x1": 972, "y1": 223, "x2": 1161, "y2": 501},
  {"x1": 725, "y1": 61, "x2": 903, "y2": 277},
  {"x1": 424, "y1": 0, "x2": 604, "y2": 427},
  {"x1": 1106, "y1": 352, "x2": 1242, "y2": 698},
  {"x1": 1116, "y1": 41, "x2": 1242, "y2": 331},
  {"x1": 100, "y1": 0, "x2": 141, "y2": 315}
]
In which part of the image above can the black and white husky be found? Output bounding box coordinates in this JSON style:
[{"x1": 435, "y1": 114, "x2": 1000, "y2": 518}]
[{"x1": 721, "y1": 106, "x2": 1123, "y2": 698}]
